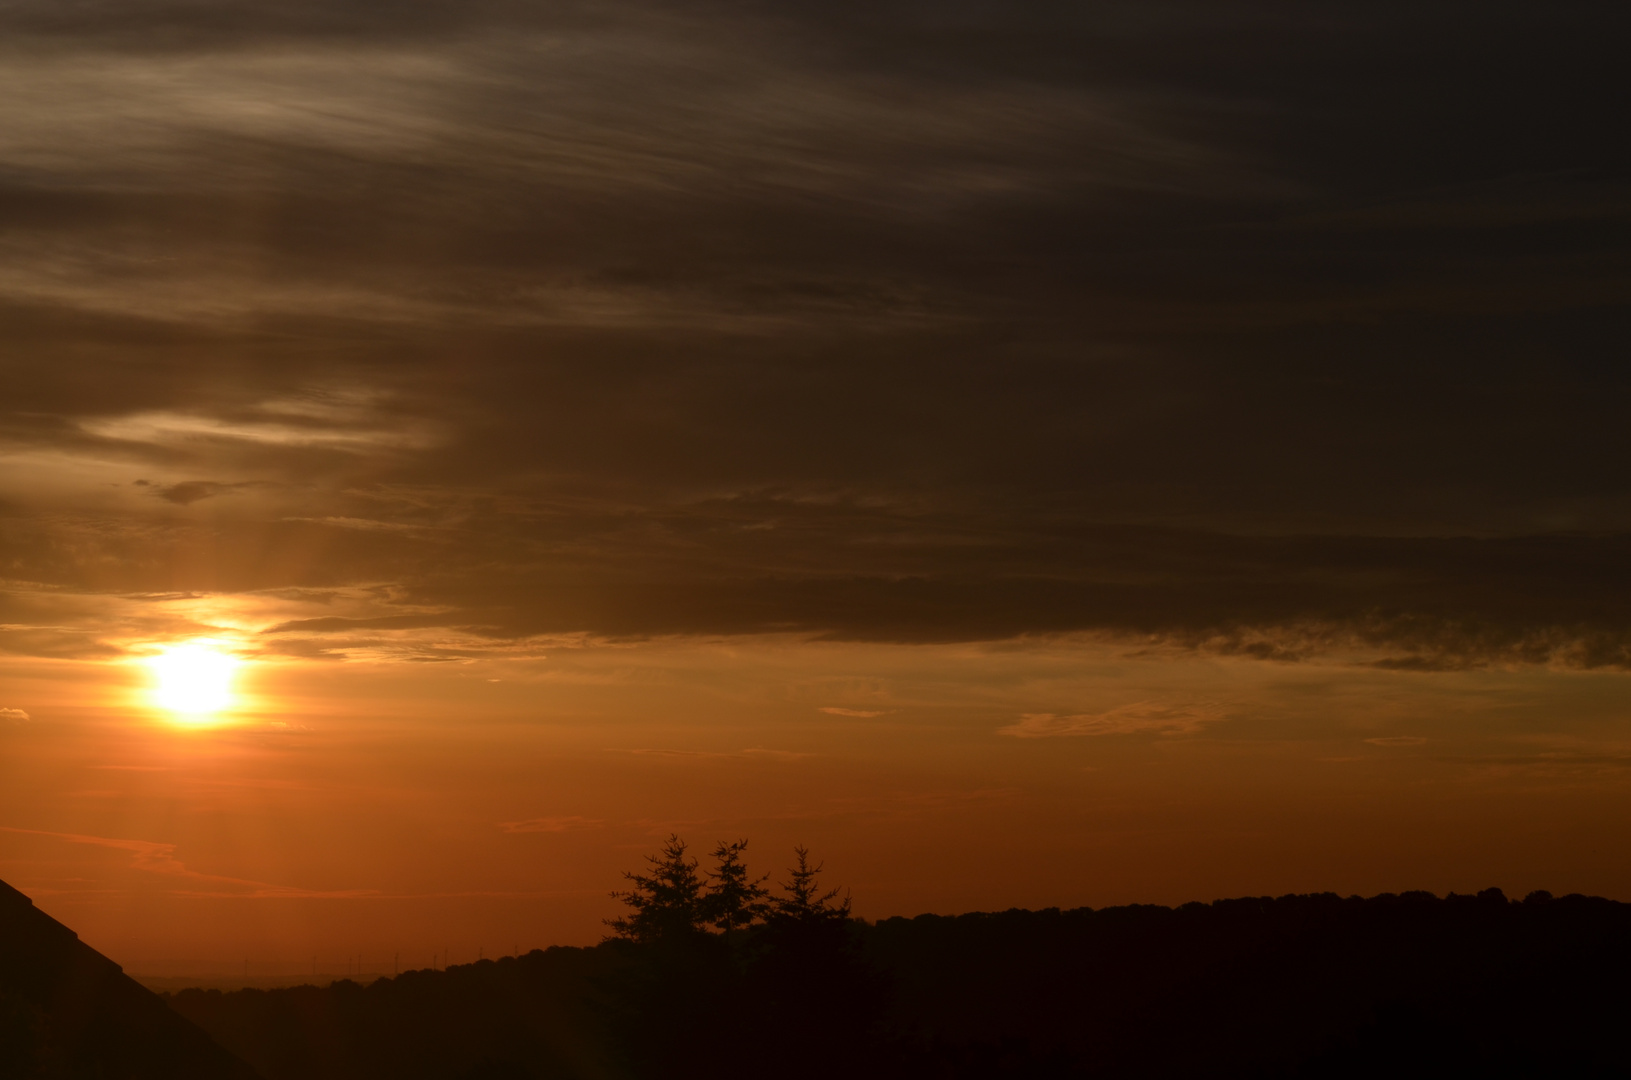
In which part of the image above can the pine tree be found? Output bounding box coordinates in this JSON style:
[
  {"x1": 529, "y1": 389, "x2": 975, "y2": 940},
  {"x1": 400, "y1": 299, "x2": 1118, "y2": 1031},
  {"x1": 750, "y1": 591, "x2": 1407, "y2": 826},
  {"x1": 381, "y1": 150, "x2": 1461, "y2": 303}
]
[
  {"x1": 742, "y1": 846, "x2": 876, "y2": 1078},
  {"x1": 771, "y1": 845, "x2": 851, "y2": 925},
  {"x1": 605, "y1": 834, "x2": 708, "y2": 943},
  {"x1": 701, "y1": 839, "x2": 770, "y2": 943}
]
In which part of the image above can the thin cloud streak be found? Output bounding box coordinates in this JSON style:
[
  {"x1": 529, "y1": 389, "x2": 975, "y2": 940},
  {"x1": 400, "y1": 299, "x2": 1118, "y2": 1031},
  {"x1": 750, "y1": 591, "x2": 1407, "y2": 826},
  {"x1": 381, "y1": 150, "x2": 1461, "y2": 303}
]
[
  {"x1": 0, "y1": 826, "x2": 378, "y2": 898},
  {"x1": 1000, "y1": 703, "x2": 1223, "y2": 739}
]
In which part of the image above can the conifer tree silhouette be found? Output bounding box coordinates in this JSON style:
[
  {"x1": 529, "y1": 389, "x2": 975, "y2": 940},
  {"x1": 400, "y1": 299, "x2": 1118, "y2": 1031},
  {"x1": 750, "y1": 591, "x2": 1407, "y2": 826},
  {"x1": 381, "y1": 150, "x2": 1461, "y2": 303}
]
[
  {"x1": 739, "y1": 846, "x2": 878, "y2": 1080},
  {"x1": 771, "y1": 845, "x2": 851, "y2": 925},
  {"x1": 605, "y1": 834, "x2": 707, "y2": 943},
  {"x1": 701, "y1": 839, "x2": 770, "y2": 944}
]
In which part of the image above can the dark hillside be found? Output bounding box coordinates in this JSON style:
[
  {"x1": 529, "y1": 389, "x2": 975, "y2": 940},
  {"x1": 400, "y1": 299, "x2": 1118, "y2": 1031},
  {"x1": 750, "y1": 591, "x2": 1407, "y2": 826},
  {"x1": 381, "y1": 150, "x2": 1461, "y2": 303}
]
[
  {"x1": 165, "y1": 888, "x2": 1631, "y2": 1079},
  {"x1": 0, "y1": 878, "x2": 260, "y2": 1080},
  {"x1": 169, "y1": 946, "x2": 618, "y2": 1080},
  {"x1": 873, "y1": 889, "x2": 1631, "y2": 1077}
]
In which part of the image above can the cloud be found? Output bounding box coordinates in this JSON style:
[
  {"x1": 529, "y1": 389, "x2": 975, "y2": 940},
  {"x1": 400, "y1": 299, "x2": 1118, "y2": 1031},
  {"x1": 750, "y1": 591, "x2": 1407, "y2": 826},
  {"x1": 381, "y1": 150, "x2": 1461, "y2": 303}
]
[
  {"x1": 157, "y1": 481, "x2": 227, "y2": 505},
  {"x1": 85, "y1": 407, "x2": 435, "y2": 453},
  {"x1": 818, "y1": 707, "x2": 887, "y2": 718},
  {"x1": 0, "y1": 1, "x2": 1625, "y2": 673},
  {"x1": 11, "y1": 493, "x2": 1631, "y2": 672},
  {"x1": 0, "y1": 708, "x2": 30, "y2": 724},
  {"x1": 1000, "y1": 702, "x2": 1222, "y2": 739},
  {"x1": 1365, "y1": 736, "x2": 1427, "y2": 747},
  {"x1": 0, "y1": 826, "x2": 190, "y2": 874},
  {"x1": 149, "y1": 480, "x2": 273, "y2": 505},
  {"x1": 0, "y1": 826, "x2": 375, "y2": 898}
]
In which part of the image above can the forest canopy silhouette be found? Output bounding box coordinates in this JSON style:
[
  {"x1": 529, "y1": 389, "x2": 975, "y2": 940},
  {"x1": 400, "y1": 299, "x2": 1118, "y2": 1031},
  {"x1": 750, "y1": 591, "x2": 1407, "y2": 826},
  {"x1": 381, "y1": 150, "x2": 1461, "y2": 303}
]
[{"x1": 145, "y1": 841, "x2": 1631, "y2": 1080}]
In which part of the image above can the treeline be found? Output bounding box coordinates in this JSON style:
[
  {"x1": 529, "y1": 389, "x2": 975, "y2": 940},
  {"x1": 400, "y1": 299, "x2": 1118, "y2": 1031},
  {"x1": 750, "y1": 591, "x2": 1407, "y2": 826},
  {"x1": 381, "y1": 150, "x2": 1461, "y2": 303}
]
[
  {"x1": 165, "y1": 845, "x2": 1631, "y2": 1079},
  {"x1": 172, "y1": 838, "x2": 876, "y2": 1080},
  {"x1": 606, "y1": 836, "x2": 852, "y2": 942},
  {"x1": 597, "y1": 838, "x2": 878, "y2": 1079}
]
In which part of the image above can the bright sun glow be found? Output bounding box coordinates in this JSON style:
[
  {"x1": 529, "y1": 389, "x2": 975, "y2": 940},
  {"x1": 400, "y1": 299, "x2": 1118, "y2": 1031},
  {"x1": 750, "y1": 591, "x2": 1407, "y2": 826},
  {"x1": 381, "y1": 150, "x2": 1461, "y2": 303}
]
[{"x1": 147, "y1": 641, "x2": 241, "y2": 722}]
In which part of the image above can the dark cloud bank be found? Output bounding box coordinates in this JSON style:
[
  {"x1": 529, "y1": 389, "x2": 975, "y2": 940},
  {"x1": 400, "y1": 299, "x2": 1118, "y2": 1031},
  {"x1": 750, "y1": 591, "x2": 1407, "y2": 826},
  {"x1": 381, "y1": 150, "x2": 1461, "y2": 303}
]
[{"x1": 1, "y1": 0, "x2": 1628, "y2": 667}]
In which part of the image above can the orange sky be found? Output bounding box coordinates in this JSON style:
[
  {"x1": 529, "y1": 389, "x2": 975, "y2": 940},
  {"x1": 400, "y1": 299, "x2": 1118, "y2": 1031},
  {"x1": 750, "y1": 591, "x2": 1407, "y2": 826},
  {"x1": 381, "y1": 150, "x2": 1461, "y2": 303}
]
[{"x1": 6, "y1": 634, "x2": 1631, "y2": 975}]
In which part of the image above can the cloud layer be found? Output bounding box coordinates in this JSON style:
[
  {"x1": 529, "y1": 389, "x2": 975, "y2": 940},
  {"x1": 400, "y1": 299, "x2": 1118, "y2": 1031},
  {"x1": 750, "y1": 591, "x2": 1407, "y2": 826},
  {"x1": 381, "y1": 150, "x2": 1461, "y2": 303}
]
[{"x1": 2, "y1": 0, "x2": 1628, "y2": 668}]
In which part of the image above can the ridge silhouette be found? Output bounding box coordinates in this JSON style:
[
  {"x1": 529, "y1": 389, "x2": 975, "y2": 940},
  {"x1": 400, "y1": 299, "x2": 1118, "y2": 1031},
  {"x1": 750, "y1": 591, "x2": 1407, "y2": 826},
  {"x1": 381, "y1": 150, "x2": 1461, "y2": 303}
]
[
  {"x1": 155, "y1": 842, "x2": 1631, "y2": 1079},
  {"x1": 0, "y1": 877, "x2": 260, "y2": 1079}
]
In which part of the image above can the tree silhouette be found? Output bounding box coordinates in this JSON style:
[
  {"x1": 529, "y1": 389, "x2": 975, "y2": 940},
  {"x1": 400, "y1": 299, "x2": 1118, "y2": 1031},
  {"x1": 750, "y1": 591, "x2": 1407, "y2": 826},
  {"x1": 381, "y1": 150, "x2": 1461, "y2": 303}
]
[
  {"x1": 771, "y1": 845, "x2": 851, "y2": 925},
  {"x1": 701, "y1": 839, "x2": 770, "y2": 944},
  {"x1": 740, "y1": 846, "x2": 879, "y2": 1080},
  {"x1": 605, "y1": 834, "x2": 707, "y2": 943}
]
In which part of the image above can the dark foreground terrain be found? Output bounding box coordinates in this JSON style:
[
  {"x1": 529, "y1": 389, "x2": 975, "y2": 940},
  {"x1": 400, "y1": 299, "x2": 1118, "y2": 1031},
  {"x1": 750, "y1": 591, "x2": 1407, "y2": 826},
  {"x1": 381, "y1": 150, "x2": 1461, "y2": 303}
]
[
  {"x1": 163, "y1": 888, "x2": 1631, "y2": 1080},
  {"x1": 0, "y1": 878, "x2": 258, "y2": 1079}
]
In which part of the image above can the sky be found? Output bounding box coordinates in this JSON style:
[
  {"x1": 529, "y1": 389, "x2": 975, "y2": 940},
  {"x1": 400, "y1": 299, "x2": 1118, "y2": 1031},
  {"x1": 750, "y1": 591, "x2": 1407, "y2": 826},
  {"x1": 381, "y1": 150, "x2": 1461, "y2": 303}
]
[{"x1": 2, "y1": 0, "x2": 1630, "y2": 977}]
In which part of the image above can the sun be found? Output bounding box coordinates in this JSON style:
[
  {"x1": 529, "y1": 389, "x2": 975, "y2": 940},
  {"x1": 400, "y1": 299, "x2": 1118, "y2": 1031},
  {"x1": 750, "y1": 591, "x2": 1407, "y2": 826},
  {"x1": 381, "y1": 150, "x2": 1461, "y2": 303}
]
[{"x1": 147, "y1": 641, "x2": 241, "y2": 722}]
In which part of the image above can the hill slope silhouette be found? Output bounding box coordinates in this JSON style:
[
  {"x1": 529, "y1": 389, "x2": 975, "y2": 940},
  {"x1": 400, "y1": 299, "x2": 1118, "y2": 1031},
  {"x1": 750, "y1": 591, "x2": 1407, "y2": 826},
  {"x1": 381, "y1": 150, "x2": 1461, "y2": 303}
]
[
  {"x1": 0, "y1": 879, "x2": 260, "y2": 1079},
  {"x1": 166, "y1": 888, "x2": 1631, "y2": 1080}
]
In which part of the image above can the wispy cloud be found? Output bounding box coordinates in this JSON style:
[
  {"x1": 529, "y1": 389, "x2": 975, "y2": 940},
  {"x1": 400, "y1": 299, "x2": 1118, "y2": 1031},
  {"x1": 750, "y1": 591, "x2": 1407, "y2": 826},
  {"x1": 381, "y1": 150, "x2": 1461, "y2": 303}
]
[
  {"x1": 0, "y1": 0, "x2": 1625, "y2": 670},
  {"x1": 1000, "y1": 702, "x2": 1223, "y2": 739},
  {"x1": 0, "y1": 826, "x2": 379, "y2": 899},
  {"x1": 82, "y1": 403, "x2": 437, "y2": 453}
]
